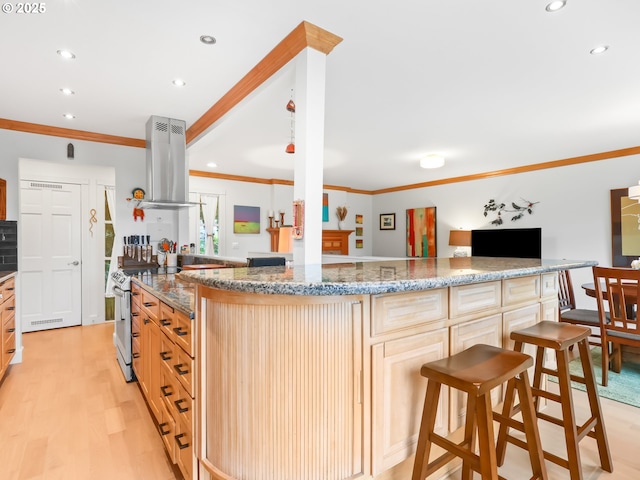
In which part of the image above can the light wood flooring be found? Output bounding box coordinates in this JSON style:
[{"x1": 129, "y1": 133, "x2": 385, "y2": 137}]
[
  {"x1": 0, "y1": 323, "x2": 181, "y2": 480},
  {"x1": 1, "y1": 324, "x2": 639, "y2": 479}
]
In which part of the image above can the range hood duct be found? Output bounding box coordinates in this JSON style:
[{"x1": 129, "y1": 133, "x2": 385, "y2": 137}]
[{"x1": 141, "y1": 116, "x2": 198, "y2": 209}]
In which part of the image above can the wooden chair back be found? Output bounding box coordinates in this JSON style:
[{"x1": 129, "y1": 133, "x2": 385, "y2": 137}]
[
  {"x1": 592, "y1": 265, "x2": 640, "y2": 385},
  {"x1": 558, "y1": 269, "x2": 576, "y2": 311}
]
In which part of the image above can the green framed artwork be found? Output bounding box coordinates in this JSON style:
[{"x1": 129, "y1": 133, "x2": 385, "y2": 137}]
[{"x1": 233, "y1": 205, "x2": 260, "y2": 234}]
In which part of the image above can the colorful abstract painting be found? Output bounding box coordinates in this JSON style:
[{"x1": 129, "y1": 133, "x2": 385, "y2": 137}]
[
  {"x1": 406, "y1": 207, "x2": 437, "y2": 257},
  {"x1": 322, "y1": 193, "x2": 329, "y2": 222},
  {"x1": 233, "y1": 205, "x2": 260, "y2": 234}
]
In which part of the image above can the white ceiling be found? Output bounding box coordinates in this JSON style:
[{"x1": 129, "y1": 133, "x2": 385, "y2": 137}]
[{"x1": 3, "y1": 1, "x2": 639, "y2": 191}]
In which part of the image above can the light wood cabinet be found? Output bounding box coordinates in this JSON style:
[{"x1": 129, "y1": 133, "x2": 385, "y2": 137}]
[
  {"x1": 132, "y1": 280, "x2": 197, "y2": 480},
  {"x1": 321, "y1": 229, "x2": 354, "y2": 255},
  {"x1": 0, "y1": 275, "x2": 16, "y2": 380}
]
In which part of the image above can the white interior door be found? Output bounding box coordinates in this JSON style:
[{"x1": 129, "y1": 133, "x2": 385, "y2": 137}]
[{"x1": 20, "y1": 180, "x2": 82, "y2": 332}]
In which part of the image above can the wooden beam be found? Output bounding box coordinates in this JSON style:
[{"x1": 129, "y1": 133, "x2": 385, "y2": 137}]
[
  {"x1": 0, "y1": 118, "x2": 145, "y2": 148},
  {"x1": 185, "y1": 21, "x2": 342, "y2": 144}
]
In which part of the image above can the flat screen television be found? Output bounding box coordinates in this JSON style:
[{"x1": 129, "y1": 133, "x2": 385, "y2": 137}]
[{"x1": 471, "y1": 227, "x2": 542, "y2": 259}]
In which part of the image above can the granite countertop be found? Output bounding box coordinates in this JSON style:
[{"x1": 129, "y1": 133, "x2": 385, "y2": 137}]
[
  {"x1": 0, "y1": 271, "x2": 17, "y2": 282},
  {"x1": 177, "y1": 257, "x2": 597, "y2": 296},
  {"x1": 132, "y1": 272, "x2": 195, "y2": 318}
]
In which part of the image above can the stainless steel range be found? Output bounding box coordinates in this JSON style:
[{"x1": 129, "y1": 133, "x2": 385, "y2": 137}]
[{"x1": 111, "y1": 267, "x2": 157, "y2": 381}]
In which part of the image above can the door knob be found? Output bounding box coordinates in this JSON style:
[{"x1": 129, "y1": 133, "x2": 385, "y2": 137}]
[{"x1": 68, "y1": 260, "x2": 80, "y2": 266}]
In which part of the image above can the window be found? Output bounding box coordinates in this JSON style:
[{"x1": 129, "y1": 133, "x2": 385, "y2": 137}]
[
  {"x1": 104, "y1": 191, "x2": 115, "y2": 320},
  {"x1": 191, "y1": 193, "x2": 220, "y2": 255}
]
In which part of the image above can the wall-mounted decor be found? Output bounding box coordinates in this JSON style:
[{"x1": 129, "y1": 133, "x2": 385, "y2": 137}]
[
  {"x1": 483, "y1": 198, "x2": 538, "y2": 226},
  {"x1": 233, "y1": 205, "x2": 260, "y2": 234},
  {"x1": 355, "y1": 227, "x2": 363, "y2": 237},
  {"x1": 611, "y1": 188, "x2": 640, "y2": 266},
  {"x1": 322, "y1": 193, "x2": 329, "y2": 222},
  {"x1": 406, "y1": 207, "x2": 437, "y2": 257},
  {"x1": 355, "y1": 214, "x2": 363, "y2": 224},
  {"x1": 356, "y1": 239, "x2": 363, "y2": 249},
  {"x1": 380, "y1": 213, "x2": 395, "y2": 230}
]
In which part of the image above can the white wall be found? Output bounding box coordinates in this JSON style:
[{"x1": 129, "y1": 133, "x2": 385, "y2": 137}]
[{"x1": 372, "y1": 154, "x2": 640, "y2": 307}]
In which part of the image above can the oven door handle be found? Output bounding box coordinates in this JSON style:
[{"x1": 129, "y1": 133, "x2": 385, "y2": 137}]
[{"x1": 113, "y1": 286, "x2": 127, "y2": 298}]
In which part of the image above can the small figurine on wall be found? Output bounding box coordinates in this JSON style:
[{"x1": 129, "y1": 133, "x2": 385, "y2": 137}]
[{"x1": 131, "y1": 187, "x2": 145, "y2": 221}]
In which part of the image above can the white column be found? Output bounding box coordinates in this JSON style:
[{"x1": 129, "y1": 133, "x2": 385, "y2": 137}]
[{"x1": 292, "y1": 48, "x2": 327, "y2": 266}]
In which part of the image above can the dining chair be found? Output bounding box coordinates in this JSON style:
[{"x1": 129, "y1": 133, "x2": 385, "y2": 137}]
[
  {"x1": 558, "y1": 269, "x2": 603, "y2": 347},
  {"x1": 592, "y1": 266, "x2": 640, "y2": 386}
]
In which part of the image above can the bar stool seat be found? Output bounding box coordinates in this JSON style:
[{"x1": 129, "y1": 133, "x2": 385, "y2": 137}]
[
  {"x1": 412, "y1": 343, "x2": 547, "y2": 480},
  {"x1": 495, "y1": 321, "x2": 613, "y2": 480}
]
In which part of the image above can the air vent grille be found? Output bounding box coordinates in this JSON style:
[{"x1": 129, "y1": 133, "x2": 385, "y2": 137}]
[
  {"x1": 29, "y1": 182, "x2": 63, "y2": 190},
  {"x1": 31, "y1": 318, "x2": 63, "y2": 326},
  {"x1": 171, "y1": 124, "x2": 184, "y2": 136},
  {"x1": 154, "y1": 121, "x2": 168, "y2": 133}
]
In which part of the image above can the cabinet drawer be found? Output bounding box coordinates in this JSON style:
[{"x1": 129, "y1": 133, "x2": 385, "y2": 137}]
[
  {"x1": 159, "y1": 333, "x2": 175, "y2": 372},
  {"x1": 159, "y1": 303, "x2": 176, "y2": 339},
  {"x1": 371, "y1": 289, "x2": 447, "y2": 337},
  {"x1": 0, "y1": 277, "x2": 15, "y2": 302},
  {"x1": 132, "y1": 336, "x2": 141, "y2": 378},
  {"x1": 158, "y1": 401, "x2": 176, "y2": 464},
  {"x1": 173, "y1": 311, "x2": 194, "y2": 357},
  {"x1": 541, "y1": 272, "x2": 558, "y2": 298},
  {"x1": 2, "y1": 296, "x2": 15, "y2": 322},
  {"x1": 131, "y1": 312, "x2": 141, "y2": 339},
  {"x1": 503, "y1": 275, "x2": 540, "y2": 306},
  {"x1": 140, "y1": 288, "x2": 160, "y2": 322},
  {"x1": 450, "y1": 281, "x2": 501, "y2": 318},
  {"x1": 131, "y1": 282, "x2": 142, "y2": 305},
  {"x1": 173, "y1": 382, "x2": 193, "y2": 427},
  {"x1": 3, "y1": 324, "x2": 15, "y2": 363},
  {"x1": 160, "y1": 362, "x2": 179, "y2": 415},
  {"x1": 173, "y1": 347, "x2": 195, "y2": 397},
  {"x1": 175, "y1": 416, "x2": 193, "y2": 480}
]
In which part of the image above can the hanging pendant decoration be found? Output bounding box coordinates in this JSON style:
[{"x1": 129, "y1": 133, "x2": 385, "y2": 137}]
[{"x1": 286, "y1": 89, "x2": 295, "y2": 154}]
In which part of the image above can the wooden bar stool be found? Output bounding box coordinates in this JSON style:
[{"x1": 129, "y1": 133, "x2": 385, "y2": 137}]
[
  {"x1": 495, "y1": 321, "x2": 613, "y2": 480},
  {"x1": 412, "y1": 344, "x2": 547, "y2": 480}
]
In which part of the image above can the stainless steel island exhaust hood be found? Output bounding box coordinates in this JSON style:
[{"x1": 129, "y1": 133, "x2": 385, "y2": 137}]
[{"x1": 140, "y1": 115, "x2": 198, "y2": 209}]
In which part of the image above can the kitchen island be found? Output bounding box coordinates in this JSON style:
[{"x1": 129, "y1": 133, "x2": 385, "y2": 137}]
[{"x1": 175, "y1": 256, "x2": 595, "y2": 480}]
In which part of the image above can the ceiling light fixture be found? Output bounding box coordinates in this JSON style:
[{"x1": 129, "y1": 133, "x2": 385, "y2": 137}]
[
  {"x1": 590, "y1": 45, "x2": 609, "y2": 55},
  {"x1": 57, "y1": 49, "x2": 76, "y2": 59},
  {"x1": 545, "y1": 1, "x2": 567, "y2": 12},
  {"x1": 200, "y1": 35, "x2": 216, "y2": 45},
  {"x1": 172, "y1": 79, "x2": 186, "y2": 87},
  {"x1": 206, "y1": 162, "x2": 217, "y2": 168},
  {"x1": 60, "y1": 88, "x2": 75, "y2": 95},
  {"x1": 420, "y1": 154, "x2": 445, "y2": 169},
  {"x1": 63, "y1": 113, "x2": 75, "y2": 119}
]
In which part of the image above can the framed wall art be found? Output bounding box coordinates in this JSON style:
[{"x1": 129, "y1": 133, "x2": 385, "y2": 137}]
[
  {"x1": 611, "y1": 188, "x2": 640, "y2": 266},
  {"x1": 406, "y1": 207, "x2": 437, "y2": 257},
  {"x1": 380, "y1": 213, "x2": 395, "y2": 230},
  {"x1": 233, "y1": 205, "x2": 260, "y2": 234}
]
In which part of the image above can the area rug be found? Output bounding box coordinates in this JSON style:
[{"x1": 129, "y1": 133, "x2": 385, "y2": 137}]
[{"x1": 548, "y1": 347, "x2": 640, "y2": 408}]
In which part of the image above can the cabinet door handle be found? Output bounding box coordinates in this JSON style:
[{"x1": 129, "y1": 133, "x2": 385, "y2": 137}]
[
  {"x1": 7, "y1": 287, "x2": 14, "y2": 291},
  {"x1": 160, "y1": 385, "x2": 173, "y2": 397},
  {"x1": 132, "y1": 312, "x2": 139, "y2": 317},
  {"x1": 132, "y1": 352, "x2": 140, "y2": 359},
  {"x1": 174, "y1": 399, "x2": 189, "y2": 413},
  {"x1": 173, "y1": 327, "x2": 188, "y2": 337},
  {"x1": 158, "y1": 422, "x2": 171, "y2": 436},
  {"x1": 7, "y1": 306, "x2": 15, "y2": 311},
  {"x1": 7, "y1": 328, "x2": 15, "y2": 333},
  {"x1": 160, "y1": 351, "x2": 172, "y2": 361},
  {"x1": 131, "y1": 332, "x2": 140, "y2": 338},
  {"x1": 132, "y1": 291, "x2": 139, "y2": 297},
  {"x1": 174, "y1": 433, "x2": 189, "y2": 450},
  {"x1": 143, "y1": 302, "x2": 154, "y2": 308},
  {"x1": 174, "y1": 364, "x2": 188, "y2": 376},
  {"x1": 144, "y1": 318, "x2": 150, "y2": 324},
  {"x1": 160, "y1": 319, "x2": 171, "y2": 327},
  {"x1": 7, "y1": 349, "x2": 15, "y2": 354}
]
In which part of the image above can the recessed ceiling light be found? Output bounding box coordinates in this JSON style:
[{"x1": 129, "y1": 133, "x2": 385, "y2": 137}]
[
  {"x1": 206, "y1": 162, "x2": 217, "y2": 168},
  {"x1": 545, "y1": 1, "x2": 567, "y2": 12},
  {"x1": 172, "y1": 79, "x2": 186, "y2": 87},
  {"x1": 420, "y1": 154, "x2": 445, "y2": 169},
  {"x1": 590, "y1": 45, "x2": 609, "y2": 55},
  {"x1": 200, "y1": 35, "x2": 216, "y2": 45},
  {"x1": 57, "y1": 49, "x2": 76, "y2": 59},
  {"x1": 60, "y1": 88, "x2": 75, "y2": 95},
  {"x1": 63, "y1": 113, "x2": 75, "y2": 119}
]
